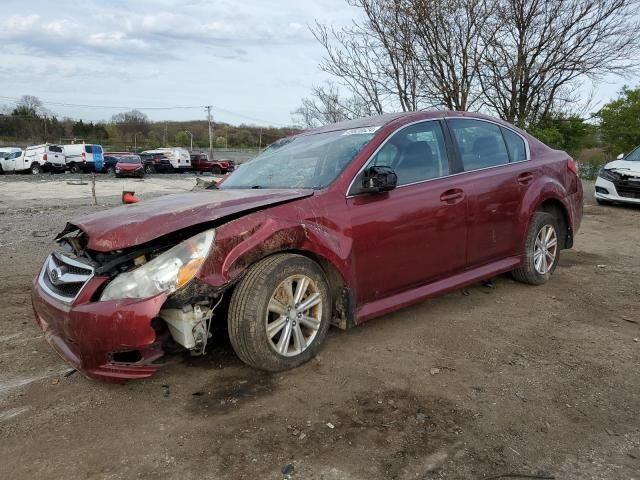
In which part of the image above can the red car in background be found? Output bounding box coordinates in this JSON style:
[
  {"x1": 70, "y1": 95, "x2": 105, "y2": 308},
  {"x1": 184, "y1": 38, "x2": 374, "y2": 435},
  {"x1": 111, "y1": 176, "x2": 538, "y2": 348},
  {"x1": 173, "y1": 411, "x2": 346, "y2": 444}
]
[
  {"x1": 115, "y1": 155, "x2": 145, "y2": 178},
  {"x1": 190, "y1": 153, "x2": 235, "y2": 174},
  {"x1": 32, "y1": 111, "x2": 582, "y2": 383}
]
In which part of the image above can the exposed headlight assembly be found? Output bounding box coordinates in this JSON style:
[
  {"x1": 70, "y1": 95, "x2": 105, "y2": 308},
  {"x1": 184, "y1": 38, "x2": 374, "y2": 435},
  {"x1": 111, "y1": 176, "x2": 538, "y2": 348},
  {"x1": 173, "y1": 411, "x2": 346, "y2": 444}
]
[
  {"x1": 598, "y1": 168, "x2": 618, "y2": 182},
  {"x1": 100, "y1": 229, "x2": 215, "y2": 301}
]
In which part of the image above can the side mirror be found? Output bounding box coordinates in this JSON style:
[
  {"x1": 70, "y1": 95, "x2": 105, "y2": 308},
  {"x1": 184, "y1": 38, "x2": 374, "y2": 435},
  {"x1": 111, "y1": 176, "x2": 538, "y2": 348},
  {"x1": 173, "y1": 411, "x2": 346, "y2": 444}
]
[
  {"x1": 361, "y1": 165, "x2": 397, "y2": 193},
  {"x1": 616, "y1": 153, "x2": 625, "y2": 160}
]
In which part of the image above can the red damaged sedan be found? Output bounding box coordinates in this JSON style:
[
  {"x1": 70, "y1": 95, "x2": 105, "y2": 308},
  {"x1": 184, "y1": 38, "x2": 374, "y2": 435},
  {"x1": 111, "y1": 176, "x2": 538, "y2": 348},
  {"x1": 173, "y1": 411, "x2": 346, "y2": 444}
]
[
  {"x1": 32, "y1": 111, "x2": 583, "y2": 382},
  {"x1": 115, "y1": 155, "x2": 145, "y2": 178}
]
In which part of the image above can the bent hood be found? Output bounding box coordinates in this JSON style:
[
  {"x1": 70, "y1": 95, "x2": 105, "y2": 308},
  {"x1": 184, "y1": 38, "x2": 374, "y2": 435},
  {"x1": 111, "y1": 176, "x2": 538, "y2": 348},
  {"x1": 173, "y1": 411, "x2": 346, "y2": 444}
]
[
  {"x1": 604, "y1": 160, "x2": 640, "y2": 176},
  {"x1": 59, "y1": 189, "x2": 313, "y2": 252}
]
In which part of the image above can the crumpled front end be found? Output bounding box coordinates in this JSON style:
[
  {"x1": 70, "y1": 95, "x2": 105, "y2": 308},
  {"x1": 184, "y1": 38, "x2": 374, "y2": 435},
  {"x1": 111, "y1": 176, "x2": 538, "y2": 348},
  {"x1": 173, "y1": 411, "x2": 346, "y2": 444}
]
[{"x1": 32, "y1": 259, "x2": 166, "y2": 383}]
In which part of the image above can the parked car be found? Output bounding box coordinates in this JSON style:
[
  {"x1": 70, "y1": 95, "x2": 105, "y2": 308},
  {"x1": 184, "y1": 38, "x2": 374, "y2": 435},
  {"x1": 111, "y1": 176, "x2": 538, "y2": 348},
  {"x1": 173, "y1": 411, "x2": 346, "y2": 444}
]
[
  {"x1": 594, "y1": 146, "x2": 640, "y2": 205},
  {"x1": 0, "y1": 148, "x2": 23, "y2": 173},
  {"x1": 190, "y1": 153, "x2": 235, "y2": 174},
  {"x1": 63, "y1": 143, "x2": 104, "y2": 173},
  {"x1": 19, "y1": 144, "x2": 66, "y2": 174},
  {"x1": 139, "y1": 152, "x2": 173, "y2": 173},
  {"x1": 102, "y1": 155, "x2": 121, "y2": 174},
  {"x1": 140, "y1": 147, "x2": 191, "y2": 171},
  {"x1": 32, "y1": 111, "x2": 583, "y2": 383},
  {"x1": 115, "y1": 155, "x2": 145, "y2": 178}
]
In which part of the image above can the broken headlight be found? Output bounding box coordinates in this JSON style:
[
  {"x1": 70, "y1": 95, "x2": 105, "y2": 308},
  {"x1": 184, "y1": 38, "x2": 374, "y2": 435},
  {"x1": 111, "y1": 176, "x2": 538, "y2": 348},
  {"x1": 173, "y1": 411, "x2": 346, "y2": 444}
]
[{"x1": 100, "y1": 229, "x2": 215, "y2": 301}]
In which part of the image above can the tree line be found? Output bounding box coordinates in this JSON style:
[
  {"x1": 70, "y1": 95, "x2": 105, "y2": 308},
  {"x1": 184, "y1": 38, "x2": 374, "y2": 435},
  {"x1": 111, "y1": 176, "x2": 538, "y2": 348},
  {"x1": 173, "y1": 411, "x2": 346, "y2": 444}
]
[{"x1": 0, "y1": 96, "x2": 296, "y2": 151}]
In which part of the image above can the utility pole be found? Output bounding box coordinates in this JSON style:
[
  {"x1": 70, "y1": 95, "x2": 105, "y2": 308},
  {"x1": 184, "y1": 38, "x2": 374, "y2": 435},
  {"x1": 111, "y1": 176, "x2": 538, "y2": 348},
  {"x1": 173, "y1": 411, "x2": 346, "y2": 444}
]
[
  {"x1": 205, "y1": 105, "x2": 213, "y2": 160},
  {"x1": 163, "y1": 123, "x2": 167, "y2": 147}
]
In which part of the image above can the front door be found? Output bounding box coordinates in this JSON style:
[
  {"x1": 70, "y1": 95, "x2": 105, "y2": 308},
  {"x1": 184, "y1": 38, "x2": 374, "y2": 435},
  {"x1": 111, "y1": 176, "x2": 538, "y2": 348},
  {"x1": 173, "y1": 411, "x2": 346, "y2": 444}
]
[{"x1": 347, "y1": 120, "x2": 467, "y2": 305}]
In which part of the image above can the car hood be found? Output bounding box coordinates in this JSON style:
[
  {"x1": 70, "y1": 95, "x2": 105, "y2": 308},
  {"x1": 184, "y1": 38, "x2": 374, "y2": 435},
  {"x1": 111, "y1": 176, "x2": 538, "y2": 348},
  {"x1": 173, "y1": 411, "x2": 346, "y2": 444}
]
[
  {"x1": 603, "y1": 160, "x2": 640, "y2": 176},
  {"x1": 59, "y1": 188, "x2": 314, "y2": 252}
]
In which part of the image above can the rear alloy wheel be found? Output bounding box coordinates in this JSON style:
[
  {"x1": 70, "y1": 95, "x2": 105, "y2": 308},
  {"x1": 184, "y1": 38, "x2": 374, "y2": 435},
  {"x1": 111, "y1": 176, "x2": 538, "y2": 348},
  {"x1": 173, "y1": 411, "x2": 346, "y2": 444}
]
[
  {"x1": 512, "y1": 211, "x2": 560, "y2": 285},
  {"x1": 144, "y1": 164, "x2": 154, "y2": 174},
  {"x1": 107, "y1": 166, "x2": 115, "y2": 174},
  {"x1": 211, "y1": 165, "x2": 222, "y2": 175},
  {"x1": 228, "y1": 254, "x2": 331, "y2": 371},
  {"x1": 68, "y1": 164, "x2": 80, "y2": 174},
  {"x1": 30, "y1": 163, "x2": 42, "y2": 175}
]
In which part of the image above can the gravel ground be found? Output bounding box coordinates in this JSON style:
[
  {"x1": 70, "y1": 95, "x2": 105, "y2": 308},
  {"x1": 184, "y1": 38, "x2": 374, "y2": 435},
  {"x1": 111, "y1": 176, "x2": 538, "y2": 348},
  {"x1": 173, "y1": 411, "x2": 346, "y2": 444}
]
[{"x1": 0, "y1": 178, "x2": 639, "y2": 480}]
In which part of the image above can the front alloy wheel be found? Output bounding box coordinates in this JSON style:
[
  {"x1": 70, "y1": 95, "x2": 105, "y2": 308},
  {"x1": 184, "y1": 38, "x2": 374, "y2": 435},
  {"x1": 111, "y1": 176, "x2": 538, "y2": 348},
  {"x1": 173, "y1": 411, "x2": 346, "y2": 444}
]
[
  {"x1": 266, "y1": 275, "x2": 322, "y2": 357},
  {"x1": 228, "y1": 254, "x2": 331, "y2": 371}
]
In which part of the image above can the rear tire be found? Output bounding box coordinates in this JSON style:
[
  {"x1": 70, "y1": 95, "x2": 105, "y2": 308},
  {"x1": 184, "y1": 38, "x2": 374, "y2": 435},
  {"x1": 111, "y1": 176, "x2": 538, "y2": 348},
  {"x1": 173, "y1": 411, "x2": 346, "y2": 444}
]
[
  {"x1": 68, "y1": 163, "x2": 80, "y2": 174},
  {"x1": 144, "y1": 164, "x2": 154, "y2": 174},
  {"x1": 212, "y1": 165, "x2": 222, "y2": 175},
  {"x1": 30, "y1": 163, "x2": 42, "y2": 175},
  {"x1": 512, "y1": 212, "x2": 560, "y2": 285},
  {"x1": 228, "y1": 254, "x2": 331, "y2": 372},
  {"x1": 107, "y1": 166, "x2": 116, "y2": 174}
]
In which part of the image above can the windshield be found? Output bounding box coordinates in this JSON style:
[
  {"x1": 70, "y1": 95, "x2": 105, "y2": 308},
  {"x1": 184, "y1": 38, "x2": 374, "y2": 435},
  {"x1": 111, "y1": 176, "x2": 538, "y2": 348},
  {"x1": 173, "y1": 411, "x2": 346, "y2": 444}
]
[
  {"x1": 219, "y1": 128, "x2": 378, "y2": 189},
  {"x1": 118, "y1": 156, "x2": 141, "y2": 164},
  {"x1": 625, "y1": 146, "x2": 640, "y2": 162}
]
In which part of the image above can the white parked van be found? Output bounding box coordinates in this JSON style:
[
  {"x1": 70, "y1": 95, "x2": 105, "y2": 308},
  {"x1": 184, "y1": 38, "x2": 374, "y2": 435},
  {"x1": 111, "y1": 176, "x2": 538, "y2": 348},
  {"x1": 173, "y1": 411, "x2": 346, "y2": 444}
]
[
  {"x1": 140, "y1": 147, "x2": 191, "y2": 171},
  {"x1": 22, "y1": 144, "x2": 66, "y2": 174},
  {"x1": 63, "y1": 144, "x2": 104, "y2": 173}
]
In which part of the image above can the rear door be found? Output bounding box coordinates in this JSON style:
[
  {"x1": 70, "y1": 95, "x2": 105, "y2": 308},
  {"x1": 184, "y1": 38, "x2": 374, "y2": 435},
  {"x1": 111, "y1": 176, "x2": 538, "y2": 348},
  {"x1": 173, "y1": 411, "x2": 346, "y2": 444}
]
[
  {"x1": 446, "y1": 118, "x2": 532, "y2": 267},
  {"x1": 347, "y1": 120, "x2": 467, "y2": 304}
]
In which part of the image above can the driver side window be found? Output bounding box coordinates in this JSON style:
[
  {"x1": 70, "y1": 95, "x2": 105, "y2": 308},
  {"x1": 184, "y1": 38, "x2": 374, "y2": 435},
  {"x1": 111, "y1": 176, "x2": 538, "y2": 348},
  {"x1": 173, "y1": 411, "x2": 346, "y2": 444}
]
[{"x1": 365, "y1": 121, "x2": 450, "y2": 188}]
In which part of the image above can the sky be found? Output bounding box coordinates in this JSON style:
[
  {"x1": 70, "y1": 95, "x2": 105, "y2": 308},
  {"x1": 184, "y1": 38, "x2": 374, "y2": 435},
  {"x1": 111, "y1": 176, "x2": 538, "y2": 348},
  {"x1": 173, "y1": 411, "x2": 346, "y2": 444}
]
[{"x1": 0, "y1": 0, "x2": 634, "y2": 127}]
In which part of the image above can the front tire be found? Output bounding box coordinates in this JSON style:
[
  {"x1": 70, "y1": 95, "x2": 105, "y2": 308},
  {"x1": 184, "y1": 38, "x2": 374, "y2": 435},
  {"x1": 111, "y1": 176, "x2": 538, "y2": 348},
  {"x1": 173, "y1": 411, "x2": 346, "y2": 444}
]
[
  {"x1": 228, "y1": 254, "x2": 331, "y2": 372},
  {"x1": 512, "y1": 212, "x2": 560, "y2": 285}
]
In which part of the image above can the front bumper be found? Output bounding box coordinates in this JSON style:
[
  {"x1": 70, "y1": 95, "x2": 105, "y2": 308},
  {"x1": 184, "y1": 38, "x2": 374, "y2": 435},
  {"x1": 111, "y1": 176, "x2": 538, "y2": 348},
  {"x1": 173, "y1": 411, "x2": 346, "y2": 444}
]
[
  {"x1": 32, "y1": 277, "x2": 166, "y2": 383},
  {"x1": 595, "y1": 176, "x2": 640, "y2": 205},
  {"x1": 116, "y1": 169, "x2": 144, "y2": 177}
]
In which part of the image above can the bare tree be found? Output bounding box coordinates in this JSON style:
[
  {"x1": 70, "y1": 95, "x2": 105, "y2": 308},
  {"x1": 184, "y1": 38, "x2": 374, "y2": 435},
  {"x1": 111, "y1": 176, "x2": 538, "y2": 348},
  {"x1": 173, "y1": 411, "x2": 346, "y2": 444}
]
[
  {"x1": 480, "y1": 0, "x2": 640, "y2": 126},
  {"x1": 312, "y1": 0, "x2": 494, "y2": 113},
  {"x1": 408, "y1": 0, "x2": 495, "y2": 110},
  {"x1": 111, "y1": 109, "x2": 151, "y2": 137},
  {"x1": 292, "y1": 82, "x2": 375, "y2": 128}
]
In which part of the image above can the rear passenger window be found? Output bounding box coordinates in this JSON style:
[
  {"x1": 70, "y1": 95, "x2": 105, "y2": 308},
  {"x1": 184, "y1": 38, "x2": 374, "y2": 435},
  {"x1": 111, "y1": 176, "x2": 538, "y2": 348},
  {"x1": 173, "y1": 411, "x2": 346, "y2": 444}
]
[
  {"x1": 448, "y1": 119, "x2": 509, "y2": 171},
  {"x1": 502, "y1": 128, "x2": 527, "y2": 162},
  {"x1": 84, "y1": 146, "x2": 93, "y2": 153}
]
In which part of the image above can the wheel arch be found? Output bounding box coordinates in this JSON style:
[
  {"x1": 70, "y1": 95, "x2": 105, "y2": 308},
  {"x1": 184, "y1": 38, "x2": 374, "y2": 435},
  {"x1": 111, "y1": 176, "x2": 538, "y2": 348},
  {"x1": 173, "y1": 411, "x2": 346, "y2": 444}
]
[
  {"x1": 519, "y1": 177, "x2": 574, "y2": 250},
  {"x1": 199, "y1": 214, "x2": 356, "y2": 329},
  {"x1": 537, "y1": 198, "x2": 572, "y2": 249}
]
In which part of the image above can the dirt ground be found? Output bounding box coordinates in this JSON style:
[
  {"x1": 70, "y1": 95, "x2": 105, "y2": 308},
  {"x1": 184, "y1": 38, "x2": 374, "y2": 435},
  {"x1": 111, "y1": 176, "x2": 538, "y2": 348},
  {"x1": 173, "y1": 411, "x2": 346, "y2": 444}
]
[{"x1": 0, "y1": 177, "x2": 638, "y2": 480}]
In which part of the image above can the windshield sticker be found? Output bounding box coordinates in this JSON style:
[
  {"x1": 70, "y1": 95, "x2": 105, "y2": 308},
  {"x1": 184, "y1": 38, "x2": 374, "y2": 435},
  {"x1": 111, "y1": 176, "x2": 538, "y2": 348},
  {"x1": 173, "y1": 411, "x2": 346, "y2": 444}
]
[{"x1": 341, "y1": 126, "x2": 381, "y2": 136}]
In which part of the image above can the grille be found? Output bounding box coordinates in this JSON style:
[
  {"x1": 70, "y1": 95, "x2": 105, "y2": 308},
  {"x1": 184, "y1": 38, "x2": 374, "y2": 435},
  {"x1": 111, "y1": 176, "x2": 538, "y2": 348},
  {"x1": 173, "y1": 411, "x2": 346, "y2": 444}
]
[
  {"x1": 614, "y1": 179, "x2": 640, "y2": 199},
  {"x1": 38, "y1": 253, "x2": 94, "y2": 304}
]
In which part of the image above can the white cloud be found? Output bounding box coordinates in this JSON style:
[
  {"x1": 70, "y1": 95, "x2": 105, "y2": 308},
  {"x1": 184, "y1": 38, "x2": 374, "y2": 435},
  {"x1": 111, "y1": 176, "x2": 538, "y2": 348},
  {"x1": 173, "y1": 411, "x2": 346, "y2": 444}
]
[{"x1": 0, "y1": 0, "x2": 362, "y2": 125}]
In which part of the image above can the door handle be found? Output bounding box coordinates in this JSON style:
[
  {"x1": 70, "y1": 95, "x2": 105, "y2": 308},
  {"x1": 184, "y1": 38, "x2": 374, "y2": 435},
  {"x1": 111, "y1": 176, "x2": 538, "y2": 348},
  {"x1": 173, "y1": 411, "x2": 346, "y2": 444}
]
[
  {"x1": 440, "y1": 188, "x2": 464, "y2": 204},
  {"x1": 517, "y1": 172, "x2": 534, "y2": 184}
]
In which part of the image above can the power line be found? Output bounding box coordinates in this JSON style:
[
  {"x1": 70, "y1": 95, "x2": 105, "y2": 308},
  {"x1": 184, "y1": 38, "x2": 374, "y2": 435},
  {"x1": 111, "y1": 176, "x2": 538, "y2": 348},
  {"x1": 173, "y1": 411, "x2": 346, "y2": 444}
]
[{"x1": 0, "y1": 95, "x2": 289, "y2": 126}]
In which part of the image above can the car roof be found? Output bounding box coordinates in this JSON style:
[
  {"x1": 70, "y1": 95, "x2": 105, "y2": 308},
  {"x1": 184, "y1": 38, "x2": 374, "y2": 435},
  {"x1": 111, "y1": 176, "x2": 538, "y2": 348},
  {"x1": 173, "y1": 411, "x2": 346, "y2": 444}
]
[{"x1": 298, "y1": 110, "x2": 531, "y2": 140}]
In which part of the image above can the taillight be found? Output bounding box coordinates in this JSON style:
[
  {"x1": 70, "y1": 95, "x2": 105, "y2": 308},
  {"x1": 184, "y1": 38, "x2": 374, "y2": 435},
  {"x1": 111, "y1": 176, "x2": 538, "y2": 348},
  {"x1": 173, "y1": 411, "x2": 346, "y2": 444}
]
[
  {"x1": 43, "y1": 153, "x2": 48, "y2": 161},
  {"x1": 567, "y1": 157, "x2": 578, "y2": 176},
  {"x1": 82, "y1": 151, "x2": 86, "y2": 162}
]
